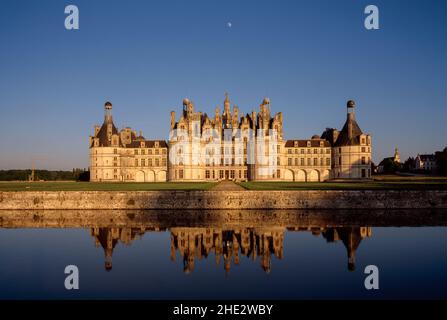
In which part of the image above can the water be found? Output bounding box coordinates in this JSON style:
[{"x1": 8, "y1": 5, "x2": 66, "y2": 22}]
[{"x1": 0, "y1": 209, "x2": 447, "y2": 299}]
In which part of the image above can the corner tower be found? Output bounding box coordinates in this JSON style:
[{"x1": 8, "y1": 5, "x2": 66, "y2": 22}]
[{"x1": 330, "y1": 100, "x2": 372, "y2": 179}]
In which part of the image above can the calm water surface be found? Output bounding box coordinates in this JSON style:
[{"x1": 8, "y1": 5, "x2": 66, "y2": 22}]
[{"x1": 1, "y1": 209, "x2": 447, "y2": 299}]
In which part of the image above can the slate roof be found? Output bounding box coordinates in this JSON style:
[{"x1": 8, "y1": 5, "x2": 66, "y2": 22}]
[
  {"x1": 334, "y1": 114, "x2": 363, "y2": 147},
  {"x1": 284, "y1": 139, "x2": 331, "y2": 148}
]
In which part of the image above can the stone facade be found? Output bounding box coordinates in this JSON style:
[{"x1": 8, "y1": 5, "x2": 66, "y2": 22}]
[
  {"x1": 89, "y1": 102, "x2": 168, "y2": 182},
  {"x1": 2, "y1": 190, "x2": 447, "y2": 210},
  {"x1": 322, "y1": 100, "x2": 372, "y2": 179},
  {"x1": 89, "y1": 96, "x2": 372, "y2": 182}
]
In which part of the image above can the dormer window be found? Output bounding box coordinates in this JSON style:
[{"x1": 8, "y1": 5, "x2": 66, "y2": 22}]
[
  {"x1": 307, "y1": 141, "x2": 311, "y2": 147},
  {"x1": 294, "y1": 141, "x2": 298, "y2": 147},
  {"x1": 155, "y1": 141, "x2": 159, "y2": 148},
  {"x1": 141, "y1": 141, "x2": 145, "y2": 148}
]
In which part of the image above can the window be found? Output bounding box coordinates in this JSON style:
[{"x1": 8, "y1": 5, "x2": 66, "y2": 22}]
[
  {"x1": 239, "y1": 170, "x2": 242, "y2": 179},
  {"x1": 301, "y1": 158, "x2": 304, "y2": 166},
  {"x1": 295, "y1": 158, "x2": 298, "y2": 166},
  {"x1": 149, "y1": 159, "x2": 152, "y2": 166},
  {"x1": 314, "y1": 149, "x2": 318, "y2": 154},
  {"x1": 362, "y1": 138, "x2": 366, "y2": 144},
  {"x1": 162, "y1": 158, "x2": 167, "y2": 166},
  {"x1": 155, "y1": 158, "x2": 159, "y2": 166},
  {"x1": 230, "y1": 170, "x2": 235, "y2": 179},
  {"x1": 148, "y1": 149, "x2": 153, "y2": 155},
  {"x1": 307, "y1": 158, "x2": 311, "y2": 166},
  {"x1": 162, "y1": 149, "x2": 167, "y2": 155},
  {"x1": 205, "y1": 170, "x2": 210, "y2": 179},
  {"x1": 288, "y1": 149, "x2": 292, "y2": 154},
  {"x1": 141, "y1": 159, "x2": 145, "y2": 166},
  {"x1": 134, "y1": 149, "x2": 138, "y2": 155},
  {"x1": 301, "y1": 149, "x2": 305, "y2": 154},
  {"x1": 361, "y1": 156, "x2": 366, "y2": 165},
  {"x1": 141, "y1": 149, "x2": 146, "y2": 155},
  {"x1": 155, "y1": 149, "x2": 159, "y2": 155},
  {"x1": 295, "y1": 149, "x2": 298, "y2": 154},
  {"x1": 219, "y1": 170, "x2": 224, "y2": 179},
  {"x1": 179, "y1": 169, "x2": 184, "y2": 179},
  {"x1": 114, "y1": 149, "x2": 117, "y2": 154},
  {"x1": 135, "y1": 159, "x2": 138, "y2": 166},
  {"x1": 361, "y1": 147, "x2": 365, "y2": 153},
  {"x1": 277, "y1": 157, "x2": 281, "y2": 165},
  {"x1": 277, "y1": 170, "x2": 280, "y2": 178},
  {"x1": 326, "y1": 158, "x2": 330, "y2": 166},
  {"x1": 320, "y1": 158, "x2": 323, "y2": 166},
  {"x1": 314, "y1": 158, "x2": 318, "y2": 166},
  {"x1": 288, "y1": 158, "x2": 292, "y2": 166},
  {"x1": 361, "y1": 169, "x2": 366, "y2": 178},
  {"x1": 244, "y1": 170, "x2": 247, "y2": 179}
]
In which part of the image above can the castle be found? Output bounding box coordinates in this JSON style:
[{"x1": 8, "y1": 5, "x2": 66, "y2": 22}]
[
  {"x1": 90, "y1": 225, "x2": 372, "y2": 273},
  {"x1": 89, "y1": 95, "x2": 372, "y2": 182}
]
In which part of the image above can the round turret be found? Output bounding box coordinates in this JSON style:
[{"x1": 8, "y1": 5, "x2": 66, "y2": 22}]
[
  {"x1": 104, "y1": 101, "x2": 112, "y2": 110},
  {"x1": 347, "y1": 100, "x2": 356, "y2": 108}
]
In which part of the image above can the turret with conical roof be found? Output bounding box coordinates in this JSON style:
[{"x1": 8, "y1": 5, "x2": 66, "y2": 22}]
[{"x1": 322, "y1": 100, "x2": 372, "y2": 179}]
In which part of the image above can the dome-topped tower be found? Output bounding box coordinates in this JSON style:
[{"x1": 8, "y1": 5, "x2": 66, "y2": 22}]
[{"x1": 322, "y1": 99, "x2": 372, "y2": 179}]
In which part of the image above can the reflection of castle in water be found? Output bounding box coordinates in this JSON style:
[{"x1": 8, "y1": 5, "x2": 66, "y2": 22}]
[{"x1": 90, "y1": 225, "x2": 372, "y2": 274}]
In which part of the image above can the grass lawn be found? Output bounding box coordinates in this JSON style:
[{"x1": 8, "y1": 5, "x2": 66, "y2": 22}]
[
  {"x1": 0, "y1": 181, "x2": 216, "y2": 191},
  {"x1": 238, "y1": 178, "x2": 447, "y2": 190}
]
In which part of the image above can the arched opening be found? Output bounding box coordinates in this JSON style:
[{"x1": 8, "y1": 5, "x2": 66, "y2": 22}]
[
  {"x1": 146, "y1": 170, "x2": 156, "y2": 182},
  {"x1": 320, "y1": 169, "x2": 330, "y2": 181},
  {"x1": 157, "y1": 170, "x2": 167, "y2": 182},
  {"x1": 284, "y1": 169, "x2": 294, "y2": 181},
  {"x1": 135, "y1": 171, "x2": 145, "y2": 182},
  {"x1": 295, "y1": 170, "x2": 306, "y2": 182},
  {"x1": 307, "y1": 169, "x2": 320, "y2": 182}
]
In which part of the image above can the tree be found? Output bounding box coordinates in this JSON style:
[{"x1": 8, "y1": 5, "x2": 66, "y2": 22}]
[
  {"x1": 402, "y1": 157, "x2": 415, "y2": 172},
  {"x1": 381, "y1": 158, "x2": 402, "y2": 174}
]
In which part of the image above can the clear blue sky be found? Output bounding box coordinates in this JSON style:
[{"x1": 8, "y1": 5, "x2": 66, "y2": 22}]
[{"x1": 0, "y1": 0, "x2": 446, "y2": 170}]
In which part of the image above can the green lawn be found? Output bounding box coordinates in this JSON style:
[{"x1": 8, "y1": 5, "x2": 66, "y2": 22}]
[
  {"x1": 0, "y1": 181, "x2": 216, "y2": 191},
  {"x1": 238, "y1": 179, "x2": 447, "y2": 190}
]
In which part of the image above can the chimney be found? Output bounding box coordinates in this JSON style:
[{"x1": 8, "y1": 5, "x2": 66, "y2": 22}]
[{"x1": 346, "y1": 100, "x2": 356, "y2": 140}]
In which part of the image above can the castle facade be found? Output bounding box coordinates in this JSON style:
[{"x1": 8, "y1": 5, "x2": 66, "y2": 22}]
[{"x1": 89, "y1": 95, "x2": 372, "y2": 182}]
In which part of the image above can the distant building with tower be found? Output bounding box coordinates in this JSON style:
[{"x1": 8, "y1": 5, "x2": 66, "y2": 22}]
[{"x1": 377, "y1": 148, "x2": 401, "y2": 173}]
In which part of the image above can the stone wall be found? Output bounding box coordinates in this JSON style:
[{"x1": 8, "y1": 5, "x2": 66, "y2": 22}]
[{"x1": 1, "y1": 190, "x2": 447, "y2": 210}]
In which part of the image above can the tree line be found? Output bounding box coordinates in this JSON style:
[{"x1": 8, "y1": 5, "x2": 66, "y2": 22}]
[{"x1": 0, "y1": 169, "x2": 90, "y2": 181}]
